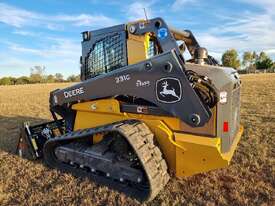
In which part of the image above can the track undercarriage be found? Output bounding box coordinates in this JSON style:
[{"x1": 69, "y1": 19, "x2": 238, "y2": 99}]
[{"x1": 37, "y1": 120, "x2": 169, "y2": 201}]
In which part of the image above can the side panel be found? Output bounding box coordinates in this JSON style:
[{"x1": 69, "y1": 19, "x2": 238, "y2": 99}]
[
  {"x1": 73, "y1": 100, "x2": 176, "y2": 171},
  {"x1": 127, "y1": 33, "x2": 147, "y2": 64},
  {"x1": 174, "y1": 134, "x2": 227, "y2": 177},
  {"x1": 72, "y1": 99, "x2": 242, "y2": 177}
]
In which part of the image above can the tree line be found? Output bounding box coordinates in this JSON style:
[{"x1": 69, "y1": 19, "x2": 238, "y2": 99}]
[
  {"x1": 0, "y1": 66, "x2": 80, "y2": 85},
  {"x1": 221, "y1": 49, "x2": 275, "y2": 73}
]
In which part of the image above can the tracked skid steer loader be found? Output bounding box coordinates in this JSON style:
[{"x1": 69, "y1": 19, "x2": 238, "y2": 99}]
[{"x1": 18, "y1": 18, "x2": 243, "y2": 201}]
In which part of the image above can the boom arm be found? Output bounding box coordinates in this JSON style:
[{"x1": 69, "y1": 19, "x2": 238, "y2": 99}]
[
  {"x1": 169, "y1": 27, "x2": 200, "y2": 57},
  {"x1": 50, "y1": 50, "x2": 211, "y2": 128}
]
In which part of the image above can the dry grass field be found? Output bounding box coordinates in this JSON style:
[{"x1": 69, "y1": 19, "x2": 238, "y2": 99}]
[{"x1": 0, "y1": 74, "x2": 274, "y2": 206}]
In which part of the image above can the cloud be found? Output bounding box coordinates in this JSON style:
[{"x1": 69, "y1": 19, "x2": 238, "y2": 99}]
[
  {"x1": 55, "y1": 14, "x2": 118, "y2": 27},
  {"x1": 0, "y1": 2, "x2": 118, "y2": 29},
  {"x1": 264, "y1": 49, "x2": 275, "y2": 55},
  {"x1": 0, "y1": 54, "x2": 79, "y2": 77},
  {"x1": 8, "y1": 38, "x2": 80, "y2": 59},
  {"x1": 0, "y1": 3, "x2": 37, "y2": 27},
  {"x1": 0, "y1": 36, "x2": 81, "y2": 77},
  {"x1": 238, "y1": 0, "x2": 275, "y2": 11},
  {"x1": 193, "y1": 2, "x2": 275, "y2": 60},
  {"x1": 0, "y1": 38, "x2": 80, "y2": 78},
  {"x1": 0, "y1": 3, "x2": 119, "y2": 77},
  {"x1": 125, "y1": 1, "x2": 157, "y2": 21},
  {"x1": 171, "y1": 0, "x2": 196, "y2": 11},
  {"x1": 12, "y1": 30, "x2": 37, "y2": 36}
]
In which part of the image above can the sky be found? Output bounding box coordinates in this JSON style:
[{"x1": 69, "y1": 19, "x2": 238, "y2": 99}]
[{"x1": 0, "y1": 0, "x2": 274, "y2": 77}]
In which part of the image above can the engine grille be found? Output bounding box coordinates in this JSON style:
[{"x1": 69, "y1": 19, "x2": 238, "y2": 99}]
[{"x1": 230, "y1": 87, "x2": 241, "y2": 144}]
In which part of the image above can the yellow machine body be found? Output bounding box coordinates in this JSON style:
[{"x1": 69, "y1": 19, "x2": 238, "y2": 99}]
[
  {"x1": 72, "y1": 99, "x2": 243, "y2": 177},
  {"x1": 69, "y1": 25, "x2": 243, "y2": 178}
]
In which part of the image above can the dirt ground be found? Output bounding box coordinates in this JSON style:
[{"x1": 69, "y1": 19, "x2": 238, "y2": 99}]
[{"x1": 0, "y1": 73, "x2": 274, "y2": 206}]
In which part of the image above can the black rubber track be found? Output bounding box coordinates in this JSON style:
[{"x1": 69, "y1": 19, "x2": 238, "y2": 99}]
[{"x1": 43, "y1": 119, "x2": 170, "y2": 201}]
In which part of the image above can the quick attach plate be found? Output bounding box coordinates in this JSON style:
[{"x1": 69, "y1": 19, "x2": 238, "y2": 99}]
[{"x1": 16, "y1": 119, "x2": 65, "y2": 159}]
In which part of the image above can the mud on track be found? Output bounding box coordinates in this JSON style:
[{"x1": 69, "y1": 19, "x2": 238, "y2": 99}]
[{"x1": 0, "y1": 74, "x2": 274, "y2": 205}]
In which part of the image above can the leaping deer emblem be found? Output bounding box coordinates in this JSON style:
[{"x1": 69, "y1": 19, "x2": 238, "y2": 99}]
[{"x1": 160, "y1": 81, "x2": 180, "y2": 99}]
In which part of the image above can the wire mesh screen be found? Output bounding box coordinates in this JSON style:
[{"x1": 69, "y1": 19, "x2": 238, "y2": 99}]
[
  {"x1": 84, "y1": 33, "x2": 126, "y2": 79},
  {"x1": 147, "y1": 37, "x2": 159, "y2": 59},
  {"x1": 147, "y1": 39, "x2": 156, "y2": 58}
]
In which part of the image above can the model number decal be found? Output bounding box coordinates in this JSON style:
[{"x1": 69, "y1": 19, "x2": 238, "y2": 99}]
[
  {"x1": 115, "y1": 74, "x2": 130, "y2": 84},
  {"x1": 64, "y1": 87, "x2": 84, "y2": 98},
  {"x1": 136, "y1": 80, "x2": 150, "y2": 87}
]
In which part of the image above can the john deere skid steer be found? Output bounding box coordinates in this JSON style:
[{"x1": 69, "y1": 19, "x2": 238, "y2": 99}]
[{"x1": 18, "y1": 18, "x2": 243, "y2": 201}]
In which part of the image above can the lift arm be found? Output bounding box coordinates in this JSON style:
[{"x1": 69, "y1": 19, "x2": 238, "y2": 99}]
[{"x1": 50, "y1": 50, "x2": 212, "y2": 128}]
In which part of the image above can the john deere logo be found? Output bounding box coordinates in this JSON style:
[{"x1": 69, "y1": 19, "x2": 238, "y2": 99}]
[{"x1": 156, "y1": 78, "x2": 182, "y2": 103}]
